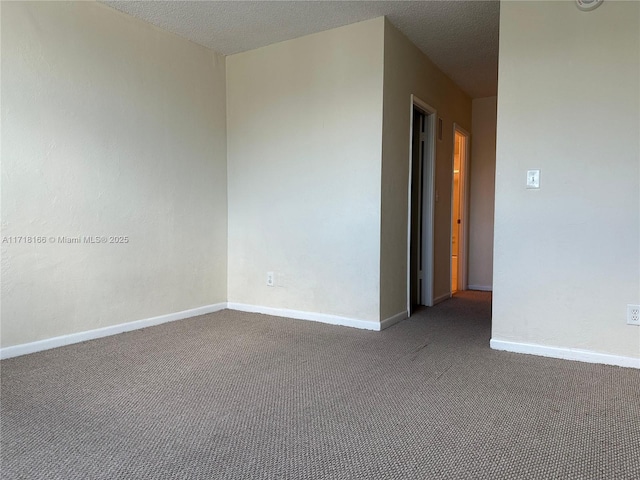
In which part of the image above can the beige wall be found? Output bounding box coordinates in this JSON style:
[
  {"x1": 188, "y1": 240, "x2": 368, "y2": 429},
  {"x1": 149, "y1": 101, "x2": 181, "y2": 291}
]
[
  {"x1": 380, "y1": 19, "x2": 472, "y2": 319},
  {"x1": 226, "y1": 18, "x2": 385, "y2": 322},
  {"x1": 493, "y1": 1, "x2": 640, "y2": 358},
  {"x1": 468, "y1": 96, "x2": 497, "y2": 291},
  {"x1": 1, "y1": 2, "x2": 228, "y2": 347}
]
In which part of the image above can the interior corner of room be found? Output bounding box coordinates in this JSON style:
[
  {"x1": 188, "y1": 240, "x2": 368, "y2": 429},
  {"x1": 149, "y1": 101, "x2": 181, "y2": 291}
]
[{"x1": 1, "y1": 0, "x2": 639, "y2": 368}]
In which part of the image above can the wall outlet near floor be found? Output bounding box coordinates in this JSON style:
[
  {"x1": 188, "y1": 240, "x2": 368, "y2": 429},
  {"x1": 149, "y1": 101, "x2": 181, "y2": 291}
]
[
  {"x1": 266, "y1": 272, "x2": 274, "y2": 287},
  {"x1": 627, "y1": 305, "x2": 640, "y2": 326}
]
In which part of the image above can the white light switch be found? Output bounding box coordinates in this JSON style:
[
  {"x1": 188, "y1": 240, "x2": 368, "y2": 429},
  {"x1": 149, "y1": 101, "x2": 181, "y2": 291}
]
[{"x1": 526, "y1": 170, "x2": 540, "y2": 189}]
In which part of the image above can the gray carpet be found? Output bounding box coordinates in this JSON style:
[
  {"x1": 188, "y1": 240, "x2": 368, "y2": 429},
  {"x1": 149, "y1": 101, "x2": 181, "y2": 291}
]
[{"x1": 1, "y1": 291, "x2": 639, "y2": 479}]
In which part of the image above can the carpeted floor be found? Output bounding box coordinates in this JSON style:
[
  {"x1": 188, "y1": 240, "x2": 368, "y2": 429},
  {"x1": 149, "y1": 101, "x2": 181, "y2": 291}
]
[{"x1": 1, "y1": 291, "x2": 639, "y2": 479}]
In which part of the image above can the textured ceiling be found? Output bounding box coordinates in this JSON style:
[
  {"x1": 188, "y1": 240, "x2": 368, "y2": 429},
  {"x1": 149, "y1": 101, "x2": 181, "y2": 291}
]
[{"x1": 103, "y1": 1, "x2": 499, "y2": 98}]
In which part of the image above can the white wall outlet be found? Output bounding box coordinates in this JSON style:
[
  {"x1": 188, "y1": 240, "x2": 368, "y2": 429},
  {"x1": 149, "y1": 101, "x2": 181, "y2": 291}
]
[
  {"x1": 627, "y1": 305, "x2": 640, "y2": 326},
  {"x1": 266, "y1": 272, "x2": 274, "y2": 287},
  {"x1": 526, "y1": 169, "x2": 540, "y2": 189}
]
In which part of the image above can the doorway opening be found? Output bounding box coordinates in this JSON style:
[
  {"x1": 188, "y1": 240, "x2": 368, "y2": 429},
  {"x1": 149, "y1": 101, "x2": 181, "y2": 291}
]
[
  {"x1": 408, "y1": 96, "x2": 436, "y2": 315},
  {"x1": 451, "y1": 125, "x2": 470, "y2": 294}
]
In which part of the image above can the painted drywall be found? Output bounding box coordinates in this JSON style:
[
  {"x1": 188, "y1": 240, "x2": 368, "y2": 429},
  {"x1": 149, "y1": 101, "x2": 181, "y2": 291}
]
[
  {"x1": 493, "y1": 1, "x2": 640, "y2": 358},
  {"x1": 380, "y1": 19, "x2": 472, "y2": 319},
  {"x1": 226, "y1": 18, "x2": 385, "y2": 322},
  {"x1": 1, "y1": 2, "x2": 228, "y2": 348},
  {"x1": 468, "y1": 96, "x2": 497, "y2": 291}
]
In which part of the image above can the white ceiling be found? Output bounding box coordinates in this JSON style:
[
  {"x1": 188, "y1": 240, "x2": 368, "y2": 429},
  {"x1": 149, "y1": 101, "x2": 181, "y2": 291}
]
[{"x1": 103, "y1": 1, "x2": 499, "y2": 98}]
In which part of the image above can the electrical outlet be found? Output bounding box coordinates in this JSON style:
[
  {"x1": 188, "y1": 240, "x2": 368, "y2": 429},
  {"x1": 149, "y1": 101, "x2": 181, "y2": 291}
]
[
  {"x1": 266, "y1": 272, "x2": 274, "y2": 287},
  {"x1": 627, "y1": 305, "x2": 640, "y2": 326}
]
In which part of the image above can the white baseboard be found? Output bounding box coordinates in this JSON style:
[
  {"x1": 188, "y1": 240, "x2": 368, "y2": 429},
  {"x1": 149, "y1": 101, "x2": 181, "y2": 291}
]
[
  {"x1": 227, "y1": 303, "x2": 382, "y2": 331},
  {"x1": 0, "y1": 303, "x2": 227, "y2": 360},
  {"x1": 432, "y1": 293, "x2": 451, "y2": 305},
  {"x1": 467, "y1": 285, "x2": 492, "y2": 292},
  {"x1": 380, "y1": 311, "x2": 408, "y2": 330},
  {"x1": 490, "y1": 338, "x2": 640, "y2": 369},
  {"x1": 1, "y1": 303, "x2": 405, "y2": 360}
]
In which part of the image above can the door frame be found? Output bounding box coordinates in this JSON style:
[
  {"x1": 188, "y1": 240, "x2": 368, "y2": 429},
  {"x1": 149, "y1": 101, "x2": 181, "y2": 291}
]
[
  {"x1": 451, "y1": 123, "x2": 470, "y2": 293},
  {"x1": 407, "y1": 95, "x2": 437, "y2": 313}
]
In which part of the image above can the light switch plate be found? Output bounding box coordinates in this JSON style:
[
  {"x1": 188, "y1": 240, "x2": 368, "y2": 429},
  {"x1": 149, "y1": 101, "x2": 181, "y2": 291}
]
[{"x1": 526, "y1": 170, "x2": 540, "y2": 189}]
